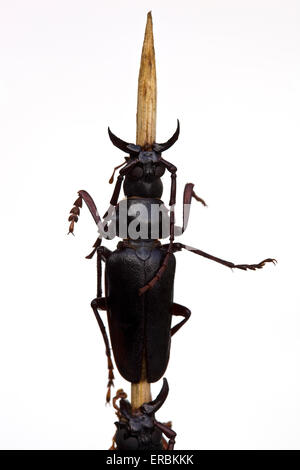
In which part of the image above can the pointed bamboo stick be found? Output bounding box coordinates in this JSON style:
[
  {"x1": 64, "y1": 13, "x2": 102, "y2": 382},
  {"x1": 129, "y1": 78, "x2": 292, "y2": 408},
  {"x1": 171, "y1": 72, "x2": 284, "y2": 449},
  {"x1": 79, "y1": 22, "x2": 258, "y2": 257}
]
[
  {"x1": 131, "y1": 11, "x2": 156, "y2": 409},
  {"x1": 136, "y1": 11, "x2": 157, "y2": 147}
]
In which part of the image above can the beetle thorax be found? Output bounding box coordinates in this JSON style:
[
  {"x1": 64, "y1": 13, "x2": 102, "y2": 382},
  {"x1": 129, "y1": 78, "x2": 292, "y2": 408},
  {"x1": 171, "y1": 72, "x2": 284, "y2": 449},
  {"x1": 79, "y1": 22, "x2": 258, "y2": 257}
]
[{"x1": 123, "y1": 152, "x2": 165, "y2": 198}]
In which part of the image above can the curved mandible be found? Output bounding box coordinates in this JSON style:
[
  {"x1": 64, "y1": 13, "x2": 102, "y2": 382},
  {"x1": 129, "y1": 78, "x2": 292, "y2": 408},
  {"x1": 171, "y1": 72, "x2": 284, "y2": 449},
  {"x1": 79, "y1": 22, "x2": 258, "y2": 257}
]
[
  {"x1": 153, "y1": 120, "x2": 180, "y2": 153},
  {"x1": 141, "y1": 378, "x2": 169, "y2": 415},
  {"x1": 108, "y1": 127, "x2": 141, "y2": 155}
]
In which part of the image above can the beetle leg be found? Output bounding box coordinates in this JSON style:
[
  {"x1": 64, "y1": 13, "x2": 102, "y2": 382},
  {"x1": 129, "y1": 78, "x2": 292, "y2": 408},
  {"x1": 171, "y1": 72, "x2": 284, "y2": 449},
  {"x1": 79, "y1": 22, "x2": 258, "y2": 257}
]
[
  {"x1": 68, "y1": 190, "x2": 116, "y2": 257},
  {"x1": 108, "y1": 433, "x2": 117, "y2": 450},
  {"x1": 139, "y1": 164, "x2": 177, "y2": 295},
  {"x1": 68, "y1": 194, "x2": 82, "y2": 234},
  {"x1": 139, "y1": 179, "x2": 208, "y2": 294},
  {"x1": 171, "y1": 242, "x2": 277, "y2": 271},
  {"x1": 68, "y1": 166, "x2": 137, "y2": 240},
  {"x1": 96, "y1": 245, "x2": 112, "y2": 298},
  {"x1": 174, "y1": 183, "x2": 207, "y2": 236},
  {"x1": 85, "y1": 237, "x2": 102, "y2": 260},
  {"x1": 113, "y1": 389, "x2": 128, "y2": 414},
  {"x1": 192, "y1": 189, "x2": 207, "y2": 207},
  {"x1": 162, "y1": 437, "x2": 168, "y2": 450},
  {"x1": 91, "y1": 297, "x2": 115, "y2": 403},
  {"x1": 139, "y1": 250, "x2": 173, "y2": 295},
  {"x1": 98, "y1": 245, "x2": 112, "y2": 261},
  {"x1": 154, "y1": 420, "x2": 177, "y2": 450},
  {"x1": 101, "y1": 159, "x2": 139, "y2": 236},
  {"x1": 161, "y1": 421, "x2": 172, "y2": 449},
  {"x1": 68, "y1": 190, "x2": 101, "y2": 235},
  {"x1": 171, "y1": 303, "x2": 191, "y2": 337},
  {"x1": 105, "y1": 158, "x2": 138, "y2": 209}
]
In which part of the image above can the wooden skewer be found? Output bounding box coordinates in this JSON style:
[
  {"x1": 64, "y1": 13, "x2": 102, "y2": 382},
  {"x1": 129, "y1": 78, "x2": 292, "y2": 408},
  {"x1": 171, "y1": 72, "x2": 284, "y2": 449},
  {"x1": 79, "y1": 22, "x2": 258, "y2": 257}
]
[
  {"x1": 131, "y1": 11, "x2": 156, "y2": 409},
  {"x1": 136, "y1": 11, "x2": 157, "y2": 148}
]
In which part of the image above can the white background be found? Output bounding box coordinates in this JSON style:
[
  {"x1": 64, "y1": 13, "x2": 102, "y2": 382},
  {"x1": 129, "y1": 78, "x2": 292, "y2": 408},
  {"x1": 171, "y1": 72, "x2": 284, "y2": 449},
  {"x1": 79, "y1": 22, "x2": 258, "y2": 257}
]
[{"x1": 0, "y1": 0, "x2": 299, "y2": 450}]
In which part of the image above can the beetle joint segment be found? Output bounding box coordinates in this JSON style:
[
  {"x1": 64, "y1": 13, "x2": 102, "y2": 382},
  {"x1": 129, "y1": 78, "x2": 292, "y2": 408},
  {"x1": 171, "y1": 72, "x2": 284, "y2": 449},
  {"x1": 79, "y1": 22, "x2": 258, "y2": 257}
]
[{"x1": 68, "y1": 194, "x2": 83, "y2": 234}]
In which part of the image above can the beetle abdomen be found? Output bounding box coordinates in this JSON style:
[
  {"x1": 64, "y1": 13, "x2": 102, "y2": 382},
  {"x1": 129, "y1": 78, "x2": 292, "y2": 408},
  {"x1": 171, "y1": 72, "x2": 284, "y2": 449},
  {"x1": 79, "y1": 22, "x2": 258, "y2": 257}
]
[{"x1": 105, "y1": 241, "x2": 175, "y2": 383}]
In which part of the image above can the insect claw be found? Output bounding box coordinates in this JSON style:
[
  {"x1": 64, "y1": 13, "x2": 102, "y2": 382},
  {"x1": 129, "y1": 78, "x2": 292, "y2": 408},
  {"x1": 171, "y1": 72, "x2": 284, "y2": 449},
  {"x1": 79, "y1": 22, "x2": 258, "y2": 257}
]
[{"x1": 257, "y1": 258, "x2": 277, "y2": 268}]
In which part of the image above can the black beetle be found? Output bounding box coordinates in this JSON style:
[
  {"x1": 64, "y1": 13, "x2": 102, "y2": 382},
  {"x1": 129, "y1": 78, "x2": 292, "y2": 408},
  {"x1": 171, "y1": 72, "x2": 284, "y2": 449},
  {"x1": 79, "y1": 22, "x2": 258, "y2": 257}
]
[
  {"x1": 68, "y1": 120, "x2": 276, "y2": 401},
  {"x1": 112, "y1": 378, "x2": 176, "y2": 450}
]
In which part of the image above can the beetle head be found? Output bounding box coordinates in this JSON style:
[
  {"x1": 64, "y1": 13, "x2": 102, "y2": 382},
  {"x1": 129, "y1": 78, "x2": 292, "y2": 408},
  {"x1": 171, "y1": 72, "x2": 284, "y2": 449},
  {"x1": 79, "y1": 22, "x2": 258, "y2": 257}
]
[
  {"x1": 118, "y1": 378, "x2": 169, "y2": 435},
  {"x1": 108, "y1": 120, "x2": 180, "y2": 177}
]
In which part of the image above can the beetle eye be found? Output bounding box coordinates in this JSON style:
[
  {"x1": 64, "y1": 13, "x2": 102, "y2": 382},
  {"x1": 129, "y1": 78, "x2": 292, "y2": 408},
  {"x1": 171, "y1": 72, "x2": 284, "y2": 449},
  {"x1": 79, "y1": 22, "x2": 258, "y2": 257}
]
[
  {"x1": 154, "y1": 164, "x2": 165, "y2": 177},
  {"x1": 129, "y1": 165, "x2": 143, "y2": 179}
]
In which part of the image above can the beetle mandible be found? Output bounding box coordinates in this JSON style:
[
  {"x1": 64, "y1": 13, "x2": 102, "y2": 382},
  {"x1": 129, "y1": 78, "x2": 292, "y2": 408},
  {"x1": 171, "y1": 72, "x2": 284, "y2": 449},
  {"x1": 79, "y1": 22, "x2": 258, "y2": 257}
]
[
  {"x1": 111, "y1": 378, "x2": 176, "y2": 450},
  {"x1": 68, "y1": 120, "x2": 276, "y2": 402}
]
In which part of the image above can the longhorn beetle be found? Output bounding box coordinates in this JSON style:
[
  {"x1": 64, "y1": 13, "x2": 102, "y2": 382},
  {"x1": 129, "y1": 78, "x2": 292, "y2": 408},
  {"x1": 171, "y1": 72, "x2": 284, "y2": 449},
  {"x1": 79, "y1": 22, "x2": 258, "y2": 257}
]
[{"x1": 68, "y1": 120, "x2": 276, "y2": 403}]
